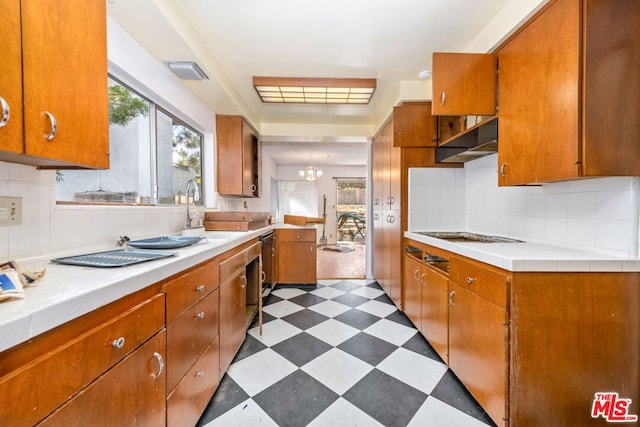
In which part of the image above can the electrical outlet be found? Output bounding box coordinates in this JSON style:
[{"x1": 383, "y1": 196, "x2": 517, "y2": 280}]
[{"x1": 0, "y1": 197, "x2": 22, "y2": 226}]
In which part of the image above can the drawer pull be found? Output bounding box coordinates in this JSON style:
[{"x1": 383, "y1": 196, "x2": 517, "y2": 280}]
[
  {"x1": 195, "y1": 285, "x2": 205, "y2": 292},
  {"x1": 241, "y1": 275, "x2": 247, "y2": 288},
  {"x1": 449, "y1": 291, "x2": 456, "y2": 306},
  {"x1": 195, "y1": 312, "x2": 205, "y2": 319},
  {"x1": 420, "y1": 273, "x2": 426, "y2": 286},
  {"x1": 413, "y1": 269, "x2": 420, "y2": 280},
  {"x1": 261, "y1": 270, "x2": 266, "y2": 282},
  {"x1": 440, "y1": 91, "x2": 446, "y2": 106},
  {"x1": 152, "y1": 352, "x2": 164, "y2": 379},
  {"x1": 196, "y1": 370, "x2": 205, "y2": 379},
  {"x1": 0, "y1": 96, "x2": 9, "y2": 128},
  {"x1": 43, "y1": 111, "x2": 57, "y2": 141},
  {"x1": 466, "y1": 277, "x2": 475, "y2": 284},
  {"x1": 112, "y1": 337, "x2": 125, "y2": 349}
]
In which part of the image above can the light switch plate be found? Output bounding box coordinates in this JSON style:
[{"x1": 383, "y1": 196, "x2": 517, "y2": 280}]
[{"x1": 0, "y1": 197, "x2": 22, "y2": 226}]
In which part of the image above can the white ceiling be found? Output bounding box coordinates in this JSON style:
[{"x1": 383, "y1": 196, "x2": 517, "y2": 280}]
[{"x1": 106, "y1": 0, "x2": 521, "y2": 166}]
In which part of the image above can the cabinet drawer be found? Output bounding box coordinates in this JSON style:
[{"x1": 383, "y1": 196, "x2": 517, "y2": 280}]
[
  {"x1": 450, "y1": 256, "x2": 509, "y2": 309},
  {"x1": 164, "y1": 260, "x2": 218, "y2": 323},
  {"x1": 277, "y1": 228, "x2": 315, "y2": 242},
  {"x1": 219, "y1": 241, "x2": 261, "y2": 278},
  {"x1": 167, "y1": 337, "x2": 220, "y2": 427},
  {"x1": 0, "y1": 294, "x2": 165, "y2": 427},
  {"x1": 37, "y1": 330, "x2": 166, "y2": 427},
  {"x1": 167, "y1": 289, "x2": 219, "y2": 392}
]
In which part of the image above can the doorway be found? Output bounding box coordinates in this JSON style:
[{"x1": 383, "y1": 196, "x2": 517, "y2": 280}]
[{"x1": 336, "y1": 179, "x2": 366, "y2": 243}]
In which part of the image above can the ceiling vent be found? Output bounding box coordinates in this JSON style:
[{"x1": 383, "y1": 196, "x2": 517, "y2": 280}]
[{"x1": 167, "y1": 61, "x2": 209, "y2": 80}]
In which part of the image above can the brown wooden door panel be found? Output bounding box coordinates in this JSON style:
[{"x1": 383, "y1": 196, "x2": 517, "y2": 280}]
[
  {"x1": 393, "y1": 102, "x2": 437, "y2": 147},
  {"x1": 403, "y1": 255, "x2": 423, "y2": 329},
  {"x1": 432, "y1": 52, "x2": 496, "y2": 116},
  {"x1": 449, "y1": 282, "x2": 507, "y2": 426},
  {"x1": 38, "y1": 331, "x2": 166, "y2": 427},
  {"x1": 164, "y1": 260, "x2": 219, "y2": 324},
  {"x1": 21, "y1": 0, "x2": 109, "y2": 168},
  {"x1": 277, "y1": 241, "x2": 316, "y2": 284},
  {"x1": 0, "y1": 0, "x2": 24, "y2": 156},
  {"x1": 219, "y1": 269, "x2": 246, "y2": 375},
  {"x1": 421, "y1": 267, "x2": 449, "y2": 363}
]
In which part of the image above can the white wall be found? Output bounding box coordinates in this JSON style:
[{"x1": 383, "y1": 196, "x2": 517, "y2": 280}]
[{"x1": 409, "y1": 155, "x2": 640, "y2": 258}]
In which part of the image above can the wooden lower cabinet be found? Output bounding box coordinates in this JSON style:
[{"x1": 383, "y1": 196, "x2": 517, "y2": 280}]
[
  {"x1": 39, "y1": 331, "x2": 167, "y2": 426},
  {"x1": 219, "y1": 267, "x2": 247, "y2": 375},
  {"x1": 276, "y1": 228, "x2": 316, "y2": 285},
  {"x1": 167, "y1": 337, "x2": 220, "y2": 427}
]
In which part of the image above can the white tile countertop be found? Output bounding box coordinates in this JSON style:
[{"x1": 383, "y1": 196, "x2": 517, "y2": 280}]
[
  {"x1": 0, "y1": 226, "x2": 275, "y2": 353},
  {"x1": 405, "y1": 231, "x2": 640, "y2": 273}
]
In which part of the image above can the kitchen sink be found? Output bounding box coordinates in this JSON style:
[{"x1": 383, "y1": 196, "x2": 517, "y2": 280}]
[{"x1": 417, "y1": 231, "x2": 523, "y2": 243}]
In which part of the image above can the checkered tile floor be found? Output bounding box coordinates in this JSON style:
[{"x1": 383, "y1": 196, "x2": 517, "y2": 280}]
[{"x1": 197, "y1": 280, "x2": 496, "y2": 427}]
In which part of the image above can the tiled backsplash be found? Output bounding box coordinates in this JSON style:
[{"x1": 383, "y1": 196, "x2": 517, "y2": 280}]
[{"x1": 409, "y1": 154, "x2": 640, "y2": 258}]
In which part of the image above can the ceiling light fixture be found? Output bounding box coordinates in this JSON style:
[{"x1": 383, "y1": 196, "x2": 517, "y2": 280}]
[
  {"x1": 253, "y1": 76, "x2": 376, "y2": 104},
  {"x1": 299, "y1": 164, "x2": 323, "y2": 181},
  {"x1": 167, "y1": 61, "x2": 209, "y2": 80},
  {"x1": 418, "y1": 70, "x2": 432, "y2": 80}
]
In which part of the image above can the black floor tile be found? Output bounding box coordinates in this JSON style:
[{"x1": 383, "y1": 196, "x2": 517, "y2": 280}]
[
  {"x1": 374, "y1": 292, "x2": 395, "y2": 305},
  {"x1": 333, "y1": 308, "x2": 382, "y2": 330},
  {"x1": 231, "y1": 334, "x2": 268, "y2": 364},
  {"x1": 337, "y1": 332, "x2": 398, "y2": 366},
  {"x1": 367, "y1": 281, "x2": 383, "y2": 289},
  {"x1": 430, "y1": 370, "x2": 497, "y2": 426},
  {"x1": 271, "y1": 332, "x2": 332, "y2": 367},
  {"x1": 281, "y1": 308, "x2": 329, "y2": 330},
  {"x1": 196, "y1": 375, "x2": 249, "y2": 426},
  {"x1": 343, "y1": 369, "x2": 427, "y2": 427},
  {"x1": 265, "y1": 293, "x2": 284, "y2": 305},
  {"x1": 330, "y1": 280, "x2": 363, "y2": 292},
  {"x1": 253, "y1": 370, "x2": 339, "y2": 427},
  {"x1": 402, "y1": 333, "x2": 444, "y2": 364},
  {"x1": 385, "y1": 310, "x2": 414, "y2": 327},
  {"x1": 249, "y1": 311, "x2": 277, "y2": 329},
  {"x1": 288, "y1": 292, "x2": 327, "y2": 307},
  {"x1": 331, "y1": 292, "x2": 371, "y2": 307}
]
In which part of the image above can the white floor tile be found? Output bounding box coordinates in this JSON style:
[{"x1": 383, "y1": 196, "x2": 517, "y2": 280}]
[
  {"x1": 355, "y1": 300, "x2": 397, "y2": 318},
  {"x1": 363, "y1": 318, "x2": 417, "y2": 346},
  {"x1": 306, "y1": 318, "x2": 360, "y2": 346},
  {"x1": 408, "y1": 396, "x2": 491, "y2": 427},
  {"x1": 307, "y1": 397, "x2": 385, "y2": 427},
  {"x1": 316, "y1": 279, "x2": 340, "y2": 287},
  {"x1": 203, "y1": 398, "x2": 279, "y2": 427},
  {"x1": 310, "y1": 286, "x2": 347, "y2": 299},
  {"x1": 302, "y1": 348, "x2": 373, "y2": 395},
  {"x1": 377, "y1": 347, "x2": 448, "y2": 394},
  {"x1": 248, "y1": 318, "x2": 302, "y2": 347},
  {"x1": 271, "y1": 287, "x2": 307, "y2": 299},
  {"x1": 227, "y1": 349, "x2": 297, "y2": 396},
  {"x1": 261, "y1": 300, "x2": 304, "y2": 318},
  {"x1": 350, "y1": 286, "x2": 385, "y2": 299},
  {"x1": 307, "y1": 300, "x2": 351, "y2": 318}
]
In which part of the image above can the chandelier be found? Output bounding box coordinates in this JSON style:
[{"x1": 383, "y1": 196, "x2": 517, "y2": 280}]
[{"x1": 299, "y1": 165, "x2": 323, "y2": 181}]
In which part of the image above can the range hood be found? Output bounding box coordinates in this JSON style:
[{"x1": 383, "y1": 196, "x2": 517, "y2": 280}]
[{"x1": 435, "y1": 116, "x2": 498, "y2": 163}]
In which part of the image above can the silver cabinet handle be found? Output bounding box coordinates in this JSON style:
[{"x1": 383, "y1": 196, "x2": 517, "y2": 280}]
[
  {"x1": 449, "y1": 291, "x2": 455, "y2": 306},
  {"x1": 271, "y1": 248, "x2": 276, "y2": 256},
  {"x1": 195, "y1": 312, "x2": 205, "y2": 319},
  {"x1": 112, "y1": 337, "x2": 125, "y2": 349},
  {"x1": 195, "y1": 284, "x2": 205, "y2": 292},
  {"x1": 0, "y1": 96, "x2": 9, "y2": 128},
  {"x1": 43, "y1": 111, "x2": 57, "y2": 141},
  {"x1": 466, "y1": 277, "x2": 475, "y2": 284},
  {"x1": 440, "y1": 91, "x2": 446, "y2": 106},
  {"x1": 420, "y1": 273, "x2": 426, "y2": 286},
  {"x1": 413, "y1": 268, "x2": 420, "y2": 280},
  {"x1": 260, "y1": 270, "x2": 266, "y2": 282},
  {"x1": 388, "y1": 215, "x2": 395, "y2": 224},
  {"x1": 374, "y1": 198, "x2": 379, "y2": 206},
  {"x1": 195, "y1": 370, "x2": 205, "y2": 379},
  {"x1": 240, "y1": 275, "x2": 247, "y2": 288},
  {"x1": 389, "y1": 196, "x2": 395, "y2": 206},
  {"x1": 499, "y1": 163, "x2": 508, "y2": 178},
  {"x1": 152, "y1": 352, "x2": 164, "y2": 379}
]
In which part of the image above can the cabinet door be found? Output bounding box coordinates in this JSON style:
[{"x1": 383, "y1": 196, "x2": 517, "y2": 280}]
[
  {"x1": 421, "y1": 266, "x2": 449, "y2": 363},
  {"x1": 242, "y1": 121, "x2": 259, "y2": 197},
  {"x1": 39, "y1": 331, "x2": 167, "y2": 427},
  {"x1": 219, "y1": 268, "x2": 247, "y2": 376},
  {"x1": 448, "y1": 282, "x2": 507, "y2": 426},
  {"x1": 0, "y1": 0, "x2": 23, "y2": 155},
  {"x1": 403, "y1": 255, "x2": 423, "y2": 329},
  {"x1": 431, "y1": 53, "x2": 496, "y2": 116},
  {"x1": 387, "y1": 124, "x2": 401, "y2": 210},
  {"x1": 497, "y1": 0, "x2": 580, "y2": 185},
  {"x1": 277, "y1": 241, "x2": 316, "y2": 284},
  {"x1": 371, "y1": 211, "x2": 384, "y2": 282},
  {"x1": 21, "y1": 0, "x2": 109, "y2": 169},
  {"x1": 383, "y1": 209, "x2": 401, "y2": 307},
  {"x1": 393, "y1": 102, "x2": 437, "y2": 147},
  {"x1": 371, "y1": 128, "x2": 385, "y2": 211}
]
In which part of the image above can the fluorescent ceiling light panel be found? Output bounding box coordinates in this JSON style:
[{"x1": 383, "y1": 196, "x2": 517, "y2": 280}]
[
  {"x1": 253, "y1": 77, "x2": 376, "y2": 104},
  {"x1": 167, "y1": 61, "x2": 209, "y2": 80}
]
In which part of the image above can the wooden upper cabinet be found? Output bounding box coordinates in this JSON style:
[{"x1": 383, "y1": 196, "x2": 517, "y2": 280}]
[
  {"x1": 393, "y1": 102, "x2": 437, "y2": 147},
  {"x1": 0, "y1": 0, "x2": 23, "y2": 156},
  {"x1": 431, "y1": 52, "x2": 497, "y2": 116},
  {"x1": 13, "y1": 0, "x2": 109, "y2": 169},
  {"x1": 216, "y1": 115, "x2": 260, "y2": 197},
  {"x1": 497, "y1": 0, "x2": 640, "y2": 185}
]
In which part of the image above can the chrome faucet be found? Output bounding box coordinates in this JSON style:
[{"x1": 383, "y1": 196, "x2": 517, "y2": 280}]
[{"x1": 184, "y1": 178, "x2": 200, "y2": 229}]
